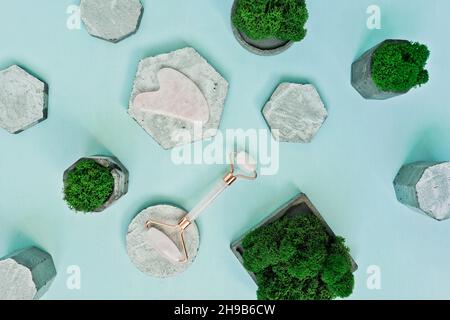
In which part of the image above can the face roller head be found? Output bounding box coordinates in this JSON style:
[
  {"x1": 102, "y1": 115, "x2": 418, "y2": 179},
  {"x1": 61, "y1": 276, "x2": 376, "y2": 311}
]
[
  {"x1": 235, "y1": 151, "x2": 257, "y2": 175},
  {"x1": 145, "y1": 152, "x2": 257, "y2": 263},
  {"x1": 147, "y1": 227, "x2": 184, "y2": 262}
]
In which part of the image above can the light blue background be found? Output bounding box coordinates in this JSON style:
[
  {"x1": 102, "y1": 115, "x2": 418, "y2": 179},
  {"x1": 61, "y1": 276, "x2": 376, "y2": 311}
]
[{"x1": 0, "y1": 0, "x2": 449, "y2": 300}]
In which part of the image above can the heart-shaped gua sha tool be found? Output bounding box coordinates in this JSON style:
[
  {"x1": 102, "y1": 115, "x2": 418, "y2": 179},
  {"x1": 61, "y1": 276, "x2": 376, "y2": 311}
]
[{"x1": 133, "y1": 68, "x2": 210, "y2": 123}]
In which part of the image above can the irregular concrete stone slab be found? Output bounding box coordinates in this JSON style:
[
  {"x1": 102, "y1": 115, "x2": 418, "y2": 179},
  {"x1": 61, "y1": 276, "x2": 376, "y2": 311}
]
[
  {"x1": 128, "y1": 47, "x2": 228, "y2": 149},
  {"x1": 394, "y1": 162, "x2": 450, "y2": 221},
  {"x1": 63, "y1": 156, "x2": 129, "y2": 213},
  {"x1": 80, "y1": 0, "x2": 143, "y2": 43},
  {"x1": 133, "y1": 68, "x2": 209, "y2": 123},
  {"x1": 262, "y1": 83, "x2": 327, "y2": 143},
  {"x1": 0, "y1": 247, "x2": 56, "y2": 300},
  {"x1": 126, "y1": 205, "x2": 200, "y2": 278},
  {"x1": 351, "y1": 39, "x2": 409, "y2": 100},
  {"x1": 0, "y1": 65, "x2": 48, "y2": 134}
]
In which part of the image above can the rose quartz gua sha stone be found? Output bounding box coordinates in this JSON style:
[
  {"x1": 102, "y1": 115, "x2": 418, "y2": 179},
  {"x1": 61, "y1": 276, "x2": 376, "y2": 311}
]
[{"x1": 133, "y1": 68, "x2": 210, "y2": 123}]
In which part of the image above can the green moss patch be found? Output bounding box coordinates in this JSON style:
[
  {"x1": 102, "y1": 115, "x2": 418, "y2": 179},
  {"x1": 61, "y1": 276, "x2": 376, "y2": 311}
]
[
  {"x1": 242, "y1": 212, "x2": 354, "y2": 300},
  {"x1": 372, "y1": 41, "x2": 430, "y2": 92},
  {"x1": 232, "y1": 0, "x2": 308, "y2": 42},
  {"x1": 64, "y1": 159, "x2": 115, "y2": 213}
]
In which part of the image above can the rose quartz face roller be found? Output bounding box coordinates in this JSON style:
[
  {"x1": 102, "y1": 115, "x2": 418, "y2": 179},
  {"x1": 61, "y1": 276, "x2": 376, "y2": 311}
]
[{"x1": 145, "y1": 152, "x2": 258, "y2": 263}]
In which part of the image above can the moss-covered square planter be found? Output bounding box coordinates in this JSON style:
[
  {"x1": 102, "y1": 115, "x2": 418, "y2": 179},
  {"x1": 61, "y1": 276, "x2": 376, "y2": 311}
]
[
  {"x1": 63, "y1": 156, "x2": 129, "y2": 213},
  {"x1": 231, "y1": 0, "x2": 307, "y2": 56},
  {"x1": 231, "y1": 193, "x2": 357, "y2": 285}
]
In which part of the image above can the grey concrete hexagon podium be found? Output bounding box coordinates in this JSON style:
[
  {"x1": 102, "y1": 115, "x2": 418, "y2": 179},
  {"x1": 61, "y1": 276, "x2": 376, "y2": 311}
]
[
  {"x1": 394, "y1": 162, "x2": 450, "y2": 221},
  {"x1": 0, "y1": 247, "x2": 57, "y2": 300},
  {"x1": 263, "y1": 83, "x2": 328, "y2": 143},
  {"x1": 80, "y1": 0, "x2": 143, "y2": 43},
  {"x1": 128, "y1": 47, "x2": 229, "y2": 149},
  {"x1": 0, "y1": 65, "x2": 48, "y2": 134}
]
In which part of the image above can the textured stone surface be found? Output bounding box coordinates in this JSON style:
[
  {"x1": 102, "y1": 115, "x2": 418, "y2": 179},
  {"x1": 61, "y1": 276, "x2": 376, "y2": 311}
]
[
  {"x1": 262, "y1": 83, "x2": 327, "y2": 143},
  {"x1": 126, "y1": 205, "x2": 200, "y2": 278},
  {"x1": 394, "y1": 162, "x2": 450, "y2": 221},
  {"x1": 63, "y1": 156, "x2": 129, "y2": 212},
  {"x1": 0, "y1": 247, "x2": 56, "y2": 300},
  {"x1": 0, "y1": 65, "x2": 48, "y2": 134},
  {"x1": 80, "y1": 0, "x2": 143, "y2": 43},
  {"x1": 128, "y1": 47, "x2": 228, "y2": 149},
  {"x1": 351, "y1": 39, "x2": 409, "y2": 100},
  {"x1": 133, "y1": 68, "x2": 209, "y2": 123}
]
